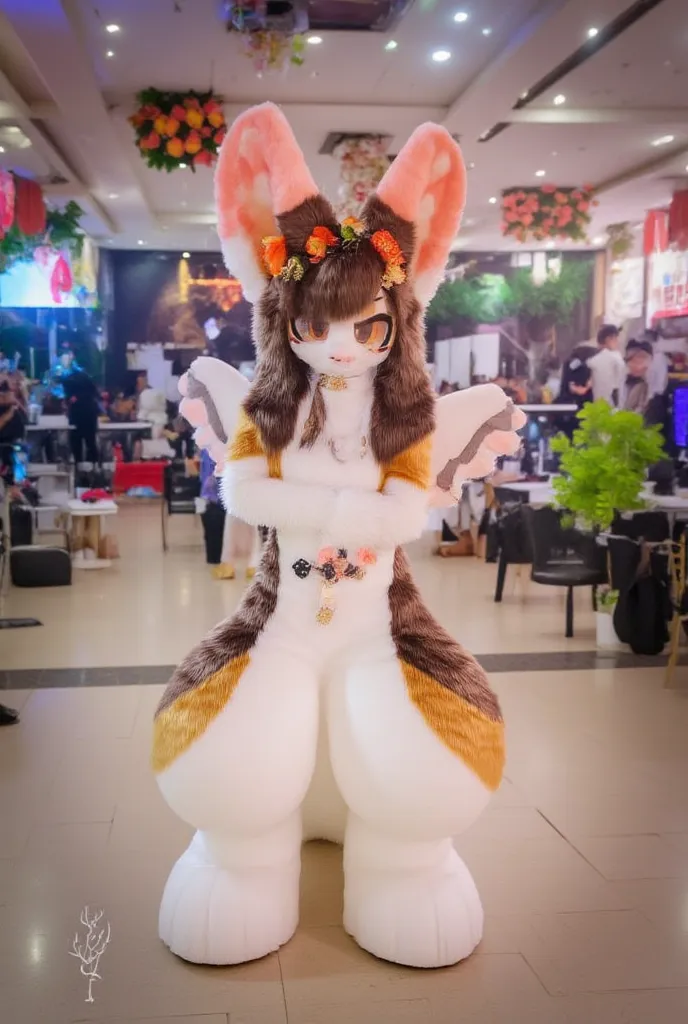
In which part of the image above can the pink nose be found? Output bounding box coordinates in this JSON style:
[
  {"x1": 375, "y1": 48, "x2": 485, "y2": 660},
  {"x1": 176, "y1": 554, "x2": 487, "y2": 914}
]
[{"x1": 331, "y1": 354, "x2": 355, "y2": 364}]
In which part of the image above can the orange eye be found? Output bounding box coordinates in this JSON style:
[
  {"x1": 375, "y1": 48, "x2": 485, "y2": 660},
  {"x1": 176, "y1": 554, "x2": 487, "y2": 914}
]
[
  {"x1": 291, "y1": 319, "x2": 330, "y2": 343},
  {"x1": 354, "y1": 314, "x2": 394, "y2": 352}
]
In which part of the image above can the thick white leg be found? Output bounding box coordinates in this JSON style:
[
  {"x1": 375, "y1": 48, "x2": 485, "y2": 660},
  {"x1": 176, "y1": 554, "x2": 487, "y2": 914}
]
[
  {"x1": 328, "y1": 650, "x2": 494, "y2": 968},
  {"x1": 156, "y1": 638, "x2": 319, "y2": 964},
  {"x1": 159, "y1": 815, "x2": 301, "y2": 965},
  {"x1": 343, "y1": 815, "x2": 482, "y2": 968}
]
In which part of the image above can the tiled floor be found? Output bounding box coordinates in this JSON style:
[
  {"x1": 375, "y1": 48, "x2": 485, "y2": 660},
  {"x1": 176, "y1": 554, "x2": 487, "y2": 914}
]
[{"x1": 2, "y1": 505, "x2": 688, "y2": 1023}]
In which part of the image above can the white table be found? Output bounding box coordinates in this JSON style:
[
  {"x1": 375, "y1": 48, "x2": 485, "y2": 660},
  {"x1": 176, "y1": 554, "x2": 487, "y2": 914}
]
[
  {"x1": 495, "y1": 478, "x2": 688, "y2": 526},
  {"x1": 67, "y1": 499, "x2": 118, "y2": 569}
]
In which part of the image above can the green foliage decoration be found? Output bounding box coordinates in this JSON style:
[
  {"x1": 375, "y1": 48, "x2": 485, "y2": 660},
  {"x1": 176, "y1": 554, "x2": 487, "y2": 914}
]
[
  {"x1": 550, "y1": 400, "x2": 666, "y2": 532},
  {"x1": 0, "y1": 200, "x2": 85, "y2": 274}
]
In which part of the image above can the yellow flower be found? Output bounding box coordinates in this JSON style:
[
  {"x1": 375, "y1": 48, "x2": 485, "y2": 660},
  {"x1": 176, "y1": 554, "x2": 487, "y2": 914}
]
[
  {"x1": 186, "y1": 108, "x2": 204, "y2": 130},
  {"x1": 166, "y1": 137, "x2": 184, "y2": 159}
]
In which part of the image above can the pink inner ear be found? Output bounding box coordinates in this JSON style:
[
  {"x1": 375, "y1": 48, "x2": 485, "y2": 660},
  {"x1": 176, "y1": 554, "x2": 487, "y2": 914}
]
[
  {"x1": 376, "y1": 125, "x2": 466, "y2": 282},
  {"x1": 216, "y1": 103, "x2": 319, "y2": 246}
]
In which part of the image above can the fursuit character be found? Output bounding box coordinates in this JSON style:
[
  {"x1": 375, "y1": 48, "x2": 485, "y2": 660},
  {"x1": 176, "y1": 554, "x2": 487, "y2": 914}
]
[{"x1": 152, "y1": 103, "x2": 525, "y2": 970}]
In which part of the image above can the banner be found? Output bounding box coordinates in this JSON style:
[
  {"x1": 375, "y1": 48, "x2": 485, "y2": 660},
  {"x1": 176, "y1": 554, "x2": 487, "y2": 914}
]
[{"x1": 647, "y1": 249, "x2": 688, "y2": 325}]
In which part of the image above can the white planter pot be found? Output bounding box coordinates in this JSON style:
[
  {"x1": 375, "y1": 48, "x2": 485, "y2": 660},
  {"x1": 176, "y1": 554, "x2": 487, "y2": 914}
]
[{"x1": 596, "y1": 610, "x2": 625, "y2": 650}]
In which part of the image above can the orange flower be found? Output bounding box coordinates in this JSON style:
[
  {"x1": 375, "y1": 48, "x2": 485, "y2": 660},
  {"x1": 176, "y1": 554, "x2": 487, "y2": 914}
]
[
  {"x1": 185, "y1": 131, "x2": 202, "y2": 155},
  {"x1": 171, "y1": 104, "x2": 187, "y2": 121},
  {"x1": 554, "y1": 192, "x2": 568, "y2": 205},
  {"x1": 357, "y1": 547, "x2": 377, "y2": 566},
  {"x1": 193, "y1": 149, "x2": 213, "y2": 167},
  {"x1": 341, "y1": 216, "x2": 365, "y2": 236},
  {"x1": 261, "y1": 235, "x2": 287, "y2": 276},
  {"x1": 154, "y1": 115, "x2": 168, "y2": 136},
  {"x1": 214, "y1": 128, "x2": 226, "y2": 146},
  {"x1": 166, "y1": 137, "x2": 184, "y2": 159},
  {"x1": 371, "y1": 229, "x2": 405, "y2": 268},
  {"x1": 140, "y1": 131, "x2": 160, "y2": 151},
  {"x1": 305, "y1": 225, "x2": 338, "y2": 263},
  {"x1": 207, "y1": 110, "x2": 225, "y2": 129},
  {"x1": 165, "y1": 117, "x2": 180, "y2": 137},
  {"x1": 186, "y1": 108, "x2": 204, "y2": 130}
]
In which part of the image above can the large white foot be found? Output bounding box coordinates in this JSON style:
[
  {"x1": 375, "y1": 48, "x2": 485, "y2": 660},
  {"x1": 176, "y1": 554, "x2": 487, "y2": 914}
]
[
  {"x1": 343, "y1": 818, "x2": 483, "y2": 968},
  {"x1": 159, "y1": 824, "x2": 301, "y2": 965}
]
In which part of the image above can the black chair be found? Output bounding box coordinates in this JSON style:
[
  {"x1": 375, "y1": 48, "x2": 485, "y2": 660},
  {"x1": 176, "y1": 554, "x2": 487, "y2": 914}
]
[
  {"x1": 610, "y1": 510, "x2": 670, "y2": 544},
  {"x1": 522, "y1": 506, "x2": 608, "y2": 637},
  {"x1": 162, "y1": 460, "x2": 201, "y2": 552},
  {"x1": 493, "y1": 502, "x2": 533, "y2": 602}
]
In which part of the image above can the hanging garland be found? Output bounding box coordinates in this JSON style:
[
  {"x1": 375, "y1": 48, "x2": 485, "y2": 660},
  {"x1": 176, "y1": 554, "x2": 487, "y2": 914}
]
[
  {"x1": 332, "y1": 136, "x2": 390, "y2": 220},
  {"x1": 129, "y1": 88, "x2": 226, "y2": 172},
  {"x1": 606, "y1": 222, "x2": 635, "y2": 261},
  {"x1": 0, "y1": 194, "x2": 84, "y2": 274},
  {"x1": 501, "y1": 184, "x2": 598, "y2": 244}
]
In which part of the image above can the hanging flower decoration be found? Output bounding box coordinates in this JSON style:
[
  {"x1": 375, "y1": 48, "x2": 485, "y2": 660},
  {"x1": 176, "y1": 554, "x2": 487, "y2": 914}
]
[
  {"x1": 241, "y1": 31, "x2": 305, "y2": 74},
  {"x1": 0, "y1": 191, "x2": 84, "y2": 276},
  {"x1": 606, "y1": 222, "x2": 635, "y2": 261},
  {"x1": 223, "y1": 2, "x2": 305, "y2": 74},
  {"x1": 129, "y1": 89, "x2": 226, "y2": 172},
  {"x1": 332, "y1": 136, "x2": 390, "y2": 219},
  {"x1": 501, "y1": 184, "x2": 598, "y2": 244}
]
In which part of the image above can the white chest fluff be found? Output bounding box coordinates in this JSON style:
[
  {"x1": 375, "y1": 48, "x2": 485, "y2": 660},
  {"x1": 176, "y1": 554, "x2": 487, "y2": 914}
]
[{"x1": 281, "y1": 373, "x2": 381, "y2": 492}]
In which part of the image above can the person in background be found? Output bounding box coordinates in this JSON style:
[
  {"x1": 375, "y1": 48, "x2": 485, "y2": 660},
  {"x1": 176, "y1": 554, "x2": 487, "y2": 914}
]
[
  {"x1": 644, "y1": 329, "x2": 669, "y2": 400},
  {"x1": 0, "y1": 371, "x2": 27, "y2": 488},
  {"x1": 620, "y1": 339, "x2": 654, "y2": 417},
  {"x1": 199, "y1": 448, "x2": 235, "y2": 580},
  {"x1": 588, "y1": 324, "x2": 625, "y2": 406},
  {"x1": 63, "y1": 364, "x2": 100, "y2": 465}
]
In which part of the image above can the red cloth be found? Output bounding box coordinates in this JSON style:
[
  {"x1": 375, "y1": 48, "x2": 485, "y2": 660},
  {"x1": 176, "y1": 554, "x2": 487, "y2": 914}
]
[
  {"x1": 112, "y1": 461, "x2": 166, "y2": 495},
  {"x1": 643, "y1": 209, "x2": 668, "y2": 256},
  {"x1": 669, "y1": 190, "x2": 688, "y2": 251},
  {"x1": 13, "y1": 176, "x2": 46, "y2": 236}
]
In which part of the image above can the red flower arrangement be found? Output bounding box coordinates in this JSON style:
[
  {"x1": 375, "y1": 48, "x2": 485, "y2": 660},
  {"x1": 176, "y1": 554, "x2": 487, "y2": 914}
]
[
  {"x1": 501, "y1": 184, "x2": 598, "y2": 244},
  {"x1": 129, "y1": 88, "x2": 226, "y2": 172}
]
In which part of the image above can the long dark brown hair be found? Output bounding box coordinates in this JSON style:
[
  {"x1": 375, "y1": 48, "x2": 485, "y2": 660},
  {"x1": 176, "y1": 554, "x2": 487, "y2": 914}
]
[{"x1": 244, "y1": 193, "x2": 435, "y2": 465}]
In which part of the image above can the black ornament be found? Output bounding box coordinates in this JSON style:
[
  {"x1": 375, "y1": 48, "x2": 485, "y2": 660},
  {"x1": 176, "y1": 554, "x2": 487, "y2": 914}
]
[
  {"x1": 322, "y1": 563, "x2": 336, "y2": 581},
  {"x1": 292, "y1": 559, "x2": 312, "y2": 580}
]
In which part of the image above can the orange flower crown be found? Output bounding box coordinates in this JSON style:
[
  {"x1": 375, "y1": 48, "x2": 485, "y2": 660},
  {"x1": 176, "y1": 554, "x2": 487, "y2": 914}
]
[{"x1": 261, "y1": 217, "x2": 407, "y2": 289}]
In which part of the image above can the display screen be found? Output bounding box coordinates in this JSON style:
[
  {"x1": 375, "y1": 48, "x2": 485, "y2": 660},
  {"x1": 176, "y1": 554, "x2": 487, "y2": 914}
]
[
  {"x1": 0, "y1": 255, "x2": 95, "y2": 308},
  {"x1": 672, "y1": 386, "x2": 688, "y2": 449}
]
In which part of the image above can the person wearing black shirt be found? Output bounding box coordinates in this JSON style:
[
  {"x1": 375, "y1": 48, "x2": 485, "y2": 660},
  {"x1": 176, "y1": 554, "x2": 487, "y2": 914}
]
[
  {"x1": 63, "y1": 368, "x2": 100, "y2": 465},
  {"x1": 0, "y1": 372, "x2": 27, "y2": 486}
]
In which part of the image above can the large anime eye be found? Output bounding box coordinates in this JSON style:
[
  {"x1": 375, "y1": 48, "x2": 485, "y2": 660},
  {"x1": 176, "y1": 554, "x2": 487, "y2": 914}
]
[
  {"x1": 353, "y1": 314, "x2": 394, "y2": 353},
  {"x1": 290, "y1": 319, "x2": 330, "y2": 343}
]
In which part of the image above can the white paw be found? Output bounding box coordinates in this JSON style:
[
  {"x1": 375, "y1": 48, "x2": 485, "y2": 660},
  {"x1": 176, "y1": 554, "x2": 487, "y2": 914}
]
[
  {"x1": 159, "y1": 833, "x2": 300, "y2": 964},
  {"x1": 344, "y1": 847, "x2": 483, "y2": 968}
]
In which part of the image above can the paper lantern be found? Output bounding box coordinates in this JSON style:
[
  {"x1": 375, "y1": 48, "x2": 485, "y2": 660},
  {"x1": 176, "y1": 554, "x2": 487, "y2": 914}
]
[
  {"x1": 13, "y1": 176, "x2": 46, "y2": 236},
  {"x1": 669, "y1": 190, "x2": 688, "y2": 251},
  {"x1": 0, "y1": 169, "x2": 15, "y2": 236},
  {"x1": 643, "y1": 208, "x2": 668, "y2": 256}
]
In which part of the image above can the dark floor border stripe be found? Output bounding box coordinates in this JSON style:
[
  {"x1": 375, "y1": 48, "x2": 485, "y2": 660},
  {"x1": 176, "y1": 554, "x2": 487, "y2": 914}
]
[{"x1": 1, "y1": 651, "x2": 685, "y2": 690}]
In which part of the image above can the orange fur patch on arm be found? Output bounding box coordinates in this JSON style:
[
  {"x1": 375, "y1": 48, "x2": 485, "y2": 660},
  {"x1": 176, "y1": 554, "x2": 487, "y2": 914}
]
[
  {"x1": 379, "y1": 434, "x2": 432, "y2": 491},
  {"x1": 228, "y1": 408, "x2": 282, "y2": 479}
]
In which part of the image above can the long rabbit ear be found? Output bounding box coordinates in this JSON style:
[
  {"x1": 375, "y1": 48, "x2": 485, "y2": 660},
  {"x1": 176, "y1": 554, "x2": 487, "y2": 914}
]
[
  {"x1": 215, "y1": 103, "x2": 319, "y2": 303},
  {"x1": 374, "y1": 125, "x2": 466, "y2": 306}
]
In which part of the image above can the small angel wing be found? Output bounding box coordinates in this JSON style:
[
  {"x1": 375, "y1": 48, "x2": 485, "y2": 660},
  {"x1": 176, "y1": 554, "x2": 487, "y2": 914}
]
[
  {"x1": 178, "y1": 357, "x2": 250, "y2": 473},
  {"x1": 430, "y1": 384, "x2": 526, "y2": 508}
]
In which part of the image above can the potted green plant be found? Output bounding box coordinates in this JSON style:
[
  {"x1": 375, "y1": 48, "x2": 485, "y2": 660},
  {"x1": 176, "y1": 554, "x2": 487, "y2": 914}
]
[
  {"x1": 595, "y1": 587, "x2": 624, "y2": 649},
  {"x1": 550, "y1": 400, "x2": 666, "y2": 533},
  {"x1": 551, "y1": 401, "x2": 666, "y2": 648},
  {"x1": 427, "y1": 276, "x2": 488, "y2": 338}
]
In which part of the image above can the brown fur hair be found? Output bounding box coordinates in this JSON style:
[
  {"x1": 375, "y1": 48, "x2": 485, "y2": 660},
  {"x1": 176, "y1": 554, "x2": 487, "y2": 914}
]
[{"x1": 243, "y1": 193, "x2": 435, "y2": 464}]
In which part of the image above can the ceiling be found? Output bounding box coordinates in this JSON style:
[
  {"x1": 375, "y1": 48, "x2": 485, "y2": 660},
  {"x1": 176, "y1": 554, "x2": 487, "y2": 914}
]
[{"x1": 0, "y1": 0, "x2": 687, "y2": 254}]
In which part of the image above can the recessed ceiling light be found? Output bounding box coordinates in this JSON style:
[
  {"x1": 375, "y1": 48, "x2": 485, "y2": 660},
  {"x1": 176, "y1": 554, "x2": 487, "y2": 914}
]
[
  {"x1": 106, "y1": 50, "x2": 115, "y2": 58},
  {"x1": 6, "y1": 126, "x2": 20, "y2": 134},
  {"x1": 546, "y1": 240, "x2": 555, "y2": 249},
  {"x1": 489, "y1": 196, "x2": 497, "y2": 204},
  {"x1": 307, "y1": 35, "x2": 323, "y2": 44},
  {"x1": 553, "y1": 94, "x2": 566, "y2": 105},
  {"x1": 108, "y1": 192, "x2": 119, "y2": 199},
  {"x1": 535, "y1": 169, "x2": 546, "y2": 177},
  {"x1": 432, "y1": 49, "x2": 452, "y2": 62},
  {"x1": 0, "y1": 146, "x2": 4, "y2": 153},
  {"x1": 137, "y1": 240, "x2": 146, "y2": 245},
  {"x1": 482, "y1": 27, "x2": 492, "y2": 36},
  {"x1": 385, "y1": 40, "x2": 398, "y2": 51},
  {"x1": 593, "y1": 236, "x2": 604, "y2": 245},
  {"x1": 587, "y1": 27, "x2": 598, "y2": 38},
  {"x1": 467, "y1": 161, "x2": 475, "y2": 170},
  {"x1": 105, "y1": 23, "x2": 120, "y2": 33},
  {"x1": 651, "y1": 134, "x2": 675, "y2": 147},
  {"x1": 453, "y1": 11, "x2": 469, "y2": 23},
  {"x1": 182, "y1": 251, "x2": 191, "y2": 259}
]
